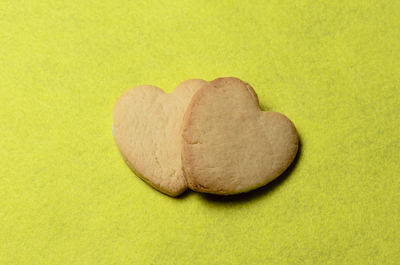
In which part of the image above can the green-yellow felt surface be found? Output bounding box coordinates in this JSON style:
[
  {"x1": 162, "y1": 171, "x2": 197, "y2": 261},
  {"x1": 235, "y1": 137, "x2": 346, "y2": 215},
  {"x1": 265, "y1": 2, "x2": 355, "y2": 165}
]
[{"x1": 1, "y1": 1, "x2": 399, "y2": 264}]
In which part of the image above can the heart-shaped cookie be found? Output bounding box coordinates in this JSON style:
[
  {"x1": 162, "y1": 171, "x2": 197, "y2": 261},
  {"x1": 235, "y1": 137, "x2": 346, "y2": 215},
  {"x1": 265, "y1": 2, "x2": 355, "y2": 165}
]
[
  {"x1": 182, "y1": 77, "x2": 298, "y2": 195},
  {"x1": 113, "y1": 79, "x2": 207, "y2": 196}
]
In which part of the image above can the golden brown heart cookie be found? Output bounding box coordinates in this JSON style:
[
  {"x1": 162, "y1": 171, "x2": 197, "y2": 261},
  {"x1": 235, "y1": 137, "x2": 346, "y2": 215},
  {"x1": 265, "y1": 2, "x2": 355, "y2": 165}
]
[
  {"x1": 113, "y1": 79, "x2": 207, "y2": 196},
  {"x1": 182, "y1": 77, "x2": 298, "y2": 195}
]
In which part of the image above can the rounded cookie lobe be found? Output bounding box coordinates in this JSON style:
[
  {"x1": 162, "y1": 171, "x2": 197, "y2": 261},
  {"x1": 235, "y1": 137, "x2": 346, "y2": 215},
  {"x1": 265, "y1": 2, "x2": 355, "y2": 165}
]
[
  {"x1": 113, "y1": 79, "x2": 207, "y2": 196},
  {"x1": 182, "y1": 77, "x2": 298, "y2": 195}
]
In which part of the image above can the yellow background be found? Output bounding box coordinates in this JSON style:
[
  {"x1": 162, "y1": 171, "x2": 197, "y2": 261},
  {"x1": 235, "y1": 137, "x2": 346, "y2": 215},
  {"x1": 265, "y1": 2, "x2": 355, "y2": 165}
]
[{"x1": 1, "y1": 1, "x2": 399, "y2": 264}]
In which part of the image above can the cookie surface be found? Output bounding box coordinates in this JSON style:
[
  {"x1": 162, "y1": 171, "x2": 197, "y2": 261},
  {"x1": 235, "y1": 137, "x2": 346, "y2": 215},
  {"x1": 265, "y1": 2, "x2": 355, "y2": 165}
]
[
  {"x1": 113, "y1": 79, "x2": 207, "y2": 196},
  {"x1": 182, "y1": 77, "x2": 298, "y2": 195}
]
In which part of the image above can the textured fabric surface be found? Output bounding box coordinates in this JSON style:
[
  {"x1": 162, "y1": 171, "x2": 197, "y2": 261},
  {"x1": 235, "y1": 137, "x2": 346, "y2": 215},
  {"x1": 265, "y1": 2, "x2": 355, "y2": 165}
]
[{"x1": 1, "y1": 1, "x2": 399, "y2": 264}]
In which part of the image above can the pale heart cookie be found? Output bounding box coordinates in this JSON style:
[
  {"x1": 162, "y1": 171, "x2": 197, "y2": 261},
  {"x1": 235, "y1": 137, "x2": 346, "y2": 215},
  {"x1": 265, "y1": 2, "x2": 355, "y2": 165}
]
[
  {"x1": 113, "y1": 79, "x2": 207, "y2": 196},
  {"x1": 182, "y1": 77, "x2": 298, "y2": 195}
]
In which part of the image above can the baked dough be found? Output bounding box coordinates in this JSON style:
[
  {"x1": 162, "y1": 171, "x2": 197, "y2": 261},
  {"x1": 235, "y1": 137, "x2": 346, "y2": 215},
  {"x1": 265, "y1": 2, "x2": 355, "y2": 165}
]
[
  {"x1": 182, "y1": 77, "x2": 298, "y2": 195},
  {"x1": 113, "y1": 79, "x2": 207, "y2": 196}
]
